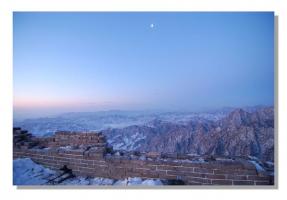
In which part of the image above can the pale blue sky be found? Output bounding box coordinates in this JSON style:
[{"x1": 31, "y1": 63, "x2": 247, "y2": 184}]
[{"x1": 13, "y1": 12, "x2": 274, "y2": 117}]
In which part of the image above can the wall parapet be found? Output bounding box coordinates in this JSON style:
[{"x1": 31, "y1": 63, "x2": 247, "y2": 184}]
[{"x1": 13, "y1": 128, "x2": 274, "y2": 185}]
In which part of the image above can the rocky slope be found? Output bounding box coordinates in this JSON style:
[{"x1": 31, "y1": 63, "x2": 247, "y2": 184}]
[{"x1": 103, "y1": 107, "x2": 274, "y2": 161}]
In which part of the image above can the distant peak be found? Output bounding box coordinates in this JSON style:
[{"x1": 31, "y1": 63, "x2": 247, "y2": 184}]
[{"x1": 226, "y1": 108, "x2": 250, "y2": 128}]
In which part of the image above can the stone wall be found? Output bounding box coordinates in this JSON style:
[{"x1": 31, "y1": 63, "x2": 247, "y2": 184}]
[
  {"x1": 13, "y1": 128, "x2": 274, "y2": 185},
  {"x1": 47, "y1": 131, "x2": 106, "y2": 147}
]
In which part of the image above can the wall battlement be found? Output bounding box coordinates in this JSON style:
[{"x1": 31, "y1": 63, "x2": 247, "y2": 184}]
[{"x1": 13, "y1": 128, "x2": 274, "y2": 185}]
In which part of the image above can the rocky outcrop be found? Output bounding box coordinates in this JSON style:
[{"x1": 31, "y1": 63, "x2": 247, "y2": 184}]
[{"x1": 103, "y1": 107, "x2": 274, "y2": 162}]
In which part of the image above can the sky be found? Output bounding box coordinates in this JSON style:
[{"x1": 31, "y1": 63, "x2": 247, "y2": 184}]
[{"x1": 13, "y1": 12, "x2": 274, "y2": 118}]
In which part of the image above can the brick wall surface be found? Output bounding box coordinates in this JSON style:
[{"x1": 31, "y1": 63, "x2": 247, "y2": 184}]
[{"x1": 13, "y1": 128, "x2": 274, "y2": 185}]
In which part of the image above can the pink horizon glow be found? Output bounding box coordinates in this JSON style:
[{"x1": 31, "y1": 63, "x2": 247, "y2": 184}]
[{"x1": 13, "y1": 98, "x2": 149, "y2": 110}]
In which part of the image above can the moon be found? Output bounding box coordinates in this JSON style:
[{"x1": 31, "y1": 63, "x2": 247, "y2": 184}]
[{"x1": 150, "y1": 23, "x2": 155, "y2": 28}]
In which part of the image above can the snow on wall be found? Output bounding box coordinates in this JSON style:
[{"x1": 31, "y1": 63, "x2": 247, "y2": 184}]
[
  {"x1": 13, "y1": 158, "x2": 164, "y2": 186},
  {"x1": 13, "y1": 129, "x2": 274, "y2": 185}
]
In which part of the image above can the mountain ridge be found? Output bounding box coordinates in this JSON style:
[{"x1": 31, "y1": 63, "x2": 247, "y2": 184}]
[
  {"x1": 14, "y1": 106, "x2": 274, "y2": 161},
  {"x1": 103, "y1": 107, "x2": 274, "y2": 161}
]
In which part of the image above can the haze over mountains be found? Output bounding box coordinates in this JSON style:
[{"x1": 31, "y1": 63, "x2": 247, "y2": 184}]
[
  {"x1": 14, "y1": 108, "x2": 230, "y2": 136},
  {"x1": 14, "y1": 105, "x2": 274, "y2": 162}
]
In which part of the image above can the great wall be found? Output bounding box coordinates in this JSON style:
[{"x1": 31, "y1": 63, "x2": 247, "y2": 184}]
[{"x1": 13, "y1": 127, "x2": 274, "y2": 185}]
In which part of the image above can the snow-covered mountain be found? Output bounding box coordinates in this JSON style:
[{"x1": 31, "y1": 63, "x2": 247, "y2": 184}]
[
  {"x1": 13, "y1": 109, "x2": 230, "y2": 136},
  {"x1": 13, "y1": 106, "x2": 274, "y2": 161},
  {"x1": 102, "y1": 107, "x2": 274, "y2": 161}
]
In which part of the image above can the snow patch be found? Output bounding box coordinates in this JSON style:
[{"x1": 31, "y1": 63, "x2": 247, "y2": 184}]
[
  {"x1": 13, "y1": 158, "x2": 56, "y2": 185},
  {"x1": 142, "y1": 179, "x2": 163, "y2": 186},
  {"x1": 249, "y1": 160, "x2": 265, "y2": 173},
  {"x1": 14, "y1": 158, "x2": 164, "y2": 186}
]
